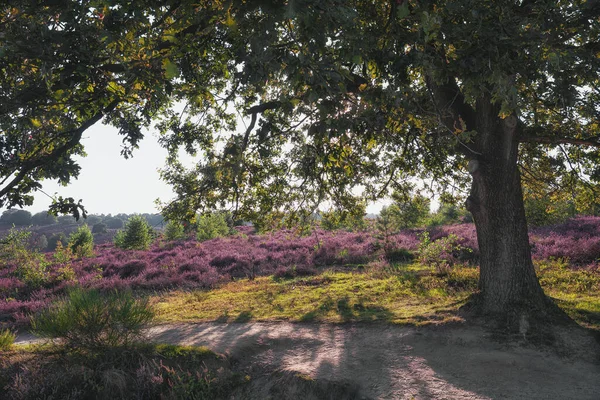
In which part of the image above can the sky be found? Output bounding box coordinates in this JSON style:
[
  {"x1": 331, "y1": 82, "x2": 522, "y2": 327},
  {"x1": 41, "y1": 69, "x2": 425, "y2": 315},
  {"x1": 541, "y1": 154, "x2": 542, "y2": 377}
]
[
  {"x1": 28, "y1": 123, "x2": 175, "y2": 215},
  {"x1": 19, "y1": 121, "x2": 391, "y2": 216}
]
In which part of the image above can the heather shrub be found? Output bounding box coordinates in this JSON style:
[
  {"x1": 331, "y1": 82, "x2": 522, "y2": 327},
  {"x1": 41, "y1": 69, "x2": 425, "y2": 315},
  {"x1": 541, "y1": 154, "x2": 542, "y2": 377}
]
[
  {"x1": 0, "y1": 328, "x2": 15, "y2": 350},
  {"x1": 385, "y1": 247, "x2": 414, "y2": 263},
  {"x1": 32, "y1": 288, "x2": 154, "y2": 351},
  {"x1": 197, "y1": 212, "x2": 230, "y2": 241},
  {"x1": 115, "y1": 215, "x2": 152, "y2": 250},
  {"x1": 92, "y1": 222, "x2": 108, "y2": 234},
  {"x1": 165, "y1": 220, "x2": 186, "y2": 241},
  {"x1": 68, "y1": 224, "x2": 94, "y2": 257},
  {"x1": 417, "y1": 232, "x2": 470, "y2": 275},
  {"x1": 47, "y1": 232, "x2": 68, "y2": 251}
]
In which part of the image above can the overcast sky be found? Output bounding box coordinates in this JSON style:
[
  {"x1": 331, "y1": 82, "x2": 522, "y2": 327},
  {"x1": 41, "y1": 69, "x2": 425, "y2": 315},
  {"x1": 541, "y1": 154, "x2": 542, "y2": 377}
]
[{"x1": 15, "y1": 122, "x2": 391, "y2": 216}]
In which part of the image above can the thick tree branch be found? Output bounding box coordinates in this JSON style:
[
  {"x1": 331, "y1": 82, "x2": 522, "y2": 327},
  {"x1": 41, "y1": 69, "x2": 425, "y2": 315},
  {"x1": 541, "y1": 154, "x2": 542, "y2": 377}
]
[
  {"x1": 519, "y1": 135, "x2": 600, "y2": 147},
  {"x1": 0, "y1": 99, "x2": 120, "y2": 202}
]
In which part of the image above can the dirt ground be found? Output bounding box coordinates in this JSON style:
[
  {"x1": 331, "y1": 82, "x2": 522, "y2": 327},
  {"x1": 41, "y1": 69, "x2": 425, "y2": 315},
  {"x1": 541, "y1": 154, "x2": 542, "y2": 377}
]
[
  {"x1": 141, "y1": 322, "x2": 599, "y2": 399},
  {"x1": 16, "y1": 322, "x2": 600, "y2": 399}
]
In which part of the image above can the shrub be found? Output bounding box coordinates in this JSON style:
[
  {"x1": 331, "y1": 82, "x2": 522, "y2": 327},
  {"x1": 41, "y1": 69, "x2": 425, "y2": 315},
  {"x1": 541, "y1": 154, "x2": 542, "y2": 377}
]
[
  {"x1": 0, "y1": 329, "x2": 15, "y2": 350},
  {"x1": 31, "y1": 288, "x2": 154, "y2": 351},
  {"x1": 0, "y1": 226, "x2": 49, "y2": 287},
  {"x1": 68, "y1": 224, "x2": 94, "y2": 257},
  {"x1": 385, "y1": 247, "x2": 414, "y2": 263},
  {"x1": 165, "y1": 221, "x2": 186, "y2": 241},
  {"x1": 92, "y1": 222, "x2": 108, "y2": 234},
  {"x1": 47, "y1": 232, "x2": 67, "y2": 251},
  {"x1": 114, "y1": 215, "x2": 152, "y2": 250},
  {"x1": 417, "y1": 232, "x2": 470, "y2": 275},
  {"x1": 197, "y1": 212, "x2": 230, "y2": 241},
  {"x1": 33, "y1": 234, "x2": 48, "y2": 252}
]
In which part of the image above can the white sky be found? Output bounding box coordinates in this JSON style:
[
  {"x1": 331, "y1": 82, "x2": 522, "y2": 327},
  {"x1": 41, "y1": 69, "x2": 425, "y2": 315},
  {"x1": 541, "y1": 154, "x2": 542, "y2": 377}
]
[
  {"x1": 28, "y1": 123, "x2": 174, "y2": 215},
  {"x1": 19, "y1": 122, "x2": 390, "y2": 216}
]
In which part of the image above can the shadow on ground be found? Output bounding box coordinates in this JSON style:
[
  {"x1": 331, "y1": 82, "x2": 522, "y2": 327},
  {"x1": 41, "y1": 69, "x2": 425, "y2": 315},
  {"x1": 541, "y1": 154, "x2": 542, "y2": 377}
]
[{"x1": 148, "y1": 319, "x2": 600, "y2": 399}]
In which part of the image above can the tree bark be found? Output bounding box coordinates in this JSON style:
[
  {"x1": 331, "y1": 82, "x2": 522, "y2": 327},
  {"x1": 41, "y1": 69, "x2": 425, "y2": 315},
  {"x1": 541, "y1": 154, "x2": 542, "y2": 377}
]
[{"x1": 465, "y1": 98, "x2": 559, "y2": 330}]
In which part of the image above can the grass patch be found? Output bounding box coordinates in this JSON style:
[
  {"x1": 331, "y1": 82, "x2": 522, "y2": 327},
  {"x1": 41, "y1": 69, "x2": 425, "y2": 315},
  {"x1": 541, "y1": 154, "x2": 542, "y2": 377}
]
[
  {"x1": 536, "y1": 259, "x2": 600, "y2": 329},
  {"x1": 154, "y1": 260, "x2": 600, "y2": 330},
  {"x1": 153, "y1": 264, "x2": 477, "y2": 326}
]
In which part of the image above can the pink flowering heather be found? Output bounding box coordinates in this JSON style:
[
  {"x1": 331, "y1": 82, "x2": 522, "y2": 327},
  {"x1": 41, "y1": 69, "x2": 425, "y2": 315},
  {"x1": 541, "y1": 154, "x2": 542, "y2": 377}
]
[{"x1": 1, "y1": 217, "x2": 599, "y2": 326}]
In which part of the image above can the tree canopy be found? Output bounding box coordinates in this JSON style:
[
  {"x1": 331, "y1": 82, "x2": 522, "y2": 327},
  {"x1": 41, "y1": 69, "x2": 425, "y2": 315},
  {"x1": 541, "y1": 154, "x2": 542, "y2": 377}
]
[{"x1": 2, "y1": 1, "x2": 600, "y2": 324}]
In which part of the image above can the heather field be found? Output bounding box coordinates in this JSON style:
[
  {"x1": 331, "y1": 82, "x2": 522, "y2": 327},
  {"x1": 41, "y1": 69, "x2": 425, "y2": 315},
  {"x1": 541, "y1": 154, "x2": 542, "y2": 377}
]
[{"x1": 1, "y1": 216, "x2": 599, "y2": 331}]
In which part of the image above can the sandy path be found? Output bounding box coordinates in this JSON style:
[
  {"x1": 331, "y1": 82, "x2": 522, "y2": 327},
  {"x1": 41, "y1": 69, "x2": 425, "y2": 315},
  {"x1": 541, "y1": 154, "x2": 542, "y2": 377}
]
[
  {"x1": 16, "y1": 322, "x2": 600, "y2": 399},
  {"x1": 141, "y1": 322, "x2": 600, "y2": 400}
]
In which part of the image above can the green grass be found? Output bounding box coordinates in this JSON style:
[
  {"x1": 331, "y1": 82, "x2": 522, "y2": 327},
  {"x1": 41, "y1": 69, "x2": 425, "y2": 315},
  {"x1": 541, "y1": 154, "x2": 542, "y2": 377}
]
[
  {"x1": 153, "y1": 260, "x2": 600, "y2": 330},
  {"x1": 154, "y1": 264, "x2": 478, "y2": 326},
  {"x1": 536, "y1": 259, "x2": 600, "y2": 329},
  {"x1": 0, "y1": 329, "x2": 16, "y2": 351}
]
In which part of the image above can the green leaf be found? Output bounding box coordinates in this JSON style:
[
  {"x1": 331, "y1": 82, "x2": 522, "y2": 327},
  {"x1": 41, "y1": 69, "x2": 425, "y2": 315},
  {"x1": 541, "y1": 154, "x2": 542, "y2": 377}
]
[
  {"x1": 397, "y1": 3, "x2": 409, "y2": 19},
  {"x1": 162, "y1": 59, "x2": 179, "y2": 79}
]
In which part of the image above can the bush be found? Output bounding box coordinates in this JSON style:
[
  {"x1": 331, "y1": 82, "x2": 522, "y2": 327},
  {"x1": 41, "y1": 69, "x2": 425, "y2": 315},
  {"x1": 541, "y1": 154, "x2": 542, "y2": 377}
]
[
  {"x1": 68, "y1": 224, "x2": 94, "y2": 257},
  {"x1": 33, "y1": 234, "x2": 48, "y2": 252},
  {"x1": 0, "y1": 329, "x2": 15, "y2": 350},
  {"x1": 115, "y1": 215, "x2": 152, "y2": 250},
  {"x1": 31, "y1": 211, "x2": 57, "y2": 226},
  {"x1": 417, "y1": 232, "x2": 471, "y2": 275},
  {"x1": 0, "y1": 226, "x2": 49, "y2": 287},
  {"x1": 164, "y1": 221, "x2": 186, "y2": 241},
  {"x1": 47, "y1": 232, "x2": 68, "y2": 251},
  {"x1": 32, "y1": 288, "x2": 154, "y2": 351},
  {"x1": 385, "y1": 247, "x2": 414, "y2": 263},
  {"x1": 197, "y1": 212, "x2": 231, "y2": 241},
  {"x1": 92, "y1": 222, "x2": 108, "y2": 234}
]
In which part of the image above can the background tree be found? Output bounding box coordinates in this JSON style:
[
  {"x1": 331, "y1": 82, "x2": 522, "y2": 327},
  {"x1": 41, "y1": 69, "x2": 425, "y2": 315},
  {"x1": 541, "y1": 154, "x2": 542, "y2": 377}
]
[
  {"x1": 0, "y1": 209, "x2": 32, "y2": 226},
  {"x1": 31, "y1": 211, "x2": 58, "y2": 226},
  {"x1": 389, "y1": 192, "x2": 431, "y2": 229}
]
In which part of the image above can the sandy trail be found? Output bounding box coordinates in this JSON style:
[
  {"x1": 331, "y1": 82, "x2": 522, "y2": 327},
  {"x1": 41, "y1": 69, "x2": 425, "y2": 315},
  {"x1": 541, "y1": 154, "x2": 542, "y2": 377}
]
[
  {"x1": 16, "y1": 322, "x2": 600, "y2": 399},
  {"x1": 146, "y1": 322, "x2": 599, "y2": 399}
]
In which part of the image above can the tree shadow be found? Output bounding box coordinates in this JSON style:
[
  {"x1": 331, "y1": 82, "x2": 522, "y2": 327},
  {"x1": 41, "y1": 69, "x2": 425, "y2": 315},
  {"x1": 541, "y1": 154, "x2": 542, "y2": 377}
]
[
  {"x1": 234, "y1": 310, "x2": 253, "y2": 323},
  {"x1": 299, "y1": 296, "x2": 395, "y2": 323}
]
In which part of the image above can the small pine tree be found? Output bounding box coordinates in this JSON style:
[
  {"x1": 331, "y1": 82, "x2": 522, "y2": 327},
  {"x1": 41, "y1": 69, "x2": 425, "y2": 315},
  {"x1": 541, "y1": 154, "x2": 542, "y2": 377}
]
[
  {"x1": 68, "y1": 224, "x2": 94, "y2": 258},
  {"x1": 196, "y1": 212, "x2": 230, "y2": 241},
  {"x1": 114, "y1": 215, "x2": 152, "y2": 250},
  {"x1": 164, "y1": 221, "x2": 186, "y2": 241}
]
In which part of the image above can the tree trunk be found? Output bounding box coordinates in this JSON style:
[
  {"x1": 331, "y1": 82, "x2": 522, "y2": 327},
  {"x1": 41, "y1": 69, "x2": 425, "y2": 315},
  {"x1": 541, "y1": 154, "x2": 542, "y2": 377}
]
[{"x1": 465, "y1": 99, "x2": 560, "y2": 330}]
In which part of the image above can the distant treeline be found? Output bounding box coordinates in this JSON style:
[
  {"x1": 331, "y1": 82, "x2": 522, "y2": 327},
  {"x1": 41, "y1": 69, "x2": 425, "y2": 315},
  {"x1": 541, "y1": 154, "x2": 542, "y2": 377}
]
[{"x1": 0, "y1": 210, "x2": 164, "y2": 229}]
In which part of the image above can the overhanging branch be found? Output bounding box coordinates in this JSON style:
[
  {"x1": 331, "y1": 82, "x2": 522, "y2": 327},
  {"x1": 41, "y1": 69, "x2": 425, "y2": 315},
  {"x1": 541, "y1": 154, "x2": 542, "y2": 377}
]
[{"x1": 519, "y1": 135, "x2": 600, "y2": 147}]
